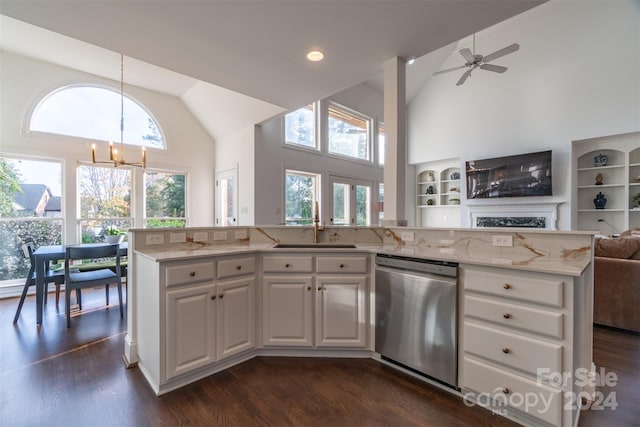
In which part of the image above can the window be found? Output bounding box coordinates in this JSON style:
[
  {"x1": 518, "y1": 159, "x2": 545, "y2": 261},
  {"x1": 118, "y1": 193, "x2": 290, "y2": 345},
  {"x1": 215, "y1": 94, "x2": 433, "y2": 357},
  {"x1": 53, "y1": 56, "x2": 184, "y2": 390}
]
[
  {"x1": 329, "y1": 176, "x2": 372, "y2": 226},
  {"x1": 78, "y1": 165, "x2": 132, "y2": 243},
  {"x1": 328, "y1": 103, "x2": 371, "y2": 161},
  {"x1": 0, "y1": 157, "x2": 63, "y2": 281},
  {"x1": 378, "y1": 123, "x2": 385, "y2": 166},
  {"x1": 30, "y1": 86, "x2": 164, "y2": 149},
  {"x1": 285, "y1": 170, "x2": 320, "y2": 225},
  {"x1": 284, "y1": 103, "x2": 316, "y2": 150},
  {"x1": 145, "y1": 171, "x2": 186, "y2": 227},
  {"x1": 378, "y1": 183, "x2": 384, "y2": 225}
]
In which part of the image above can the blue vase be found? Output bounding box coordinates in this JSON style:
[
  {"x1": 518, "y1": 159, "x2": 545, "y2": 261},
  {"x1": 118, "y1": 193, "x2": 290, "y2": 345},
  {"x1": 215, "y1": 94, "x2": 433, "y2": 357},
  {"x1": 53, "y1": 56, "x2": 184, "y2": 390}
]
[
  {"x1": 594, "y1": 153, "x2": 608, "y2": 167},
  {"x1": 594, "y1": 192, "x2": 607, "y2": 209}
]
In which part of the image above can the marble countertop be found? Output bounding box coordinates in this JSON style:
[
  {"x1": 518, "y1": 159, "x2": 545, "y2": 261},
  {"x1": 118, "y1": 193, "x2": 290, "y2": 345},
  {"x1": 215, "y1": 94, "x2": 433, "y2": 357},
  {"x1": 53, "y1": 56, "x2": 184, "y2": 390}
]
[{"x1": 135, "y1": 241, "x2": 590, "y2": 277}]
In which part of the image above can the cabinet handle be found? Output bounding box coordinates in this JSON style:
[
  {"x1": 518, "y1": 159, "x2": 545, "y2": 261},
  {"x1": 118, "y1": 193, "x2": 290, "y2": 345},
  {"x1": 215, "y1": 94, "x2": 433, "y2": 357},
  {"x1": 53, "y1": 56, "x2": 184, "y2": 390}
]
[
  {"x1": 502, "y1": 387, "x2": 510, "y2": 394},
  {"x1": 285, "y1": 263, "x2": 291, "y2": 268},
  {"x1": 190, "y1": 272, "x2": 196, "y2": 277},
  {"x1": 339, "y1": 264, "x2": 345, "y2": 268},
  {"x1": 211, "y1": 295, "x2": 216, "y2": 300},
  {"x1": 219, "y1": 294, "x2": 224, "y2": 299},
  {"x1": 503, "y1": 283, "x2": 511, "y2": 290},
  {"x1": 503, "y1": 313, "x2": 511, "y2": 319},
  {"x1": 236, "y1": 265, "x2": 242, "y2": 270},
  {"x1": 502, "y1": 347, "x2": 510, "y2": 354}
]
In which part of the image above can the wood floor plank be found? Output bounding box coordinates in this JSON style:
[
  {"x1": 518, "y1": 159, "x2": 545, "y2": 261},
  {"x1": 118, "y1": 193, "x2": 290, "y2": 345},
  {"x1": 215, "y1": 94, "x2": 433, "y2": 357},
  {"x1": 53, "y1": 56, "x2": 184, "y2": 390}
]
[{"x1": 1, "y1": 290, "x2": 638, "y2": 426}]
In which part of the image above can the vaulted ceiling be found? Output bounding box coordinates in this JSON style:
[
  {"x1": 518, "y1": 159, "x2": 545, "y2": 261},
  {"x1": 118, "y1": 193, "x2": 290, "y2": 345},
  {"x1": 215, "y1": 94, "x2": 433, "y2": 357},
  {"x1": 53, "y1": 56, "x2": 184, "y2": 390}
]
[{"x1": 0, "y1": 0, "x2": 545, "y2": 141}]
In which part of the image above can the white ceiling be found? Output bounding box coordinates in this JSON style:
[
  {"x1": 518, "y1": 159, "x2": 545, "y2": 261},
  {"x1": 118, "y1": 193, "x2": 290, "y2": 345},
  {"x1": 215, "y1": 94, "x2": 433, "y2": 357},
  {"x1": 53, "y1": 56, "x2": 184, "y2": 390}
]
[{"x1": 0, "y1": 0, "x2": 545, "y2": 140}]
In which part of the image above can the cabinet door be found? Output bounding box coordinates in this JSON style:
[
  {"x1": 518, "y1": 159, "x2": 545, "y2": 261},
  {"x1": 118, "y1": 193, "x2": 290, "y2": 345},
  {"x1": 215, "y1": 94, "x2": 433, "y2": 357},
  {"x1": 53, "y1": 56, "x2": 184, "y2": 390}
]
[
  {"x1": 165, "y1": 283, "x2": 216, "y2": 380},
  {"x1": 216, "y1": 277, "x2": 256, "y2": 360},
  {"x1": 262, "y1": 276, "x2": 313, "y2": 347},
  {"x1": 315, "y1": 276, "x2": 367, "y2": 347}
]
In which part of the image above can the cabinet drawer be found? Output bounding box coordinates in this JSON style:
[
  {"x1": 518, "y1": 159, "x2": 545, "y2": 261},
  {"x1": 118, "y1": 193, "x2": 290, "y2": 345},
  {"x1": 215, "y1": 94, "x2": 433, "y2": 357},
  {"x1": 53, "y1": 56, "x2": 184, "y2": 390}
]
[
  {"x1": 217, "y1": 256, "x2": 256, "y2": 279},
  {"x1": 463, "y1": 357, "x2": 562, "y2": 426},
  {"x1": 464, "y1": 268, "x2": 563, "y2": 308},
  {"x1": 464, "y1": 321, "x2": 562, "y2": 375},
  {"x1": 465, "y1": 295, "x2": 563, "y2": 339},
  {"x1": 165, "y1": 261, "x2": 215, "y2": 287},
  {"x1": 262, "y1": 256, "x2": 313, "y2": 273},
  {"x1": 316, "y1": 256, "x2": 368, "y2": 273}
]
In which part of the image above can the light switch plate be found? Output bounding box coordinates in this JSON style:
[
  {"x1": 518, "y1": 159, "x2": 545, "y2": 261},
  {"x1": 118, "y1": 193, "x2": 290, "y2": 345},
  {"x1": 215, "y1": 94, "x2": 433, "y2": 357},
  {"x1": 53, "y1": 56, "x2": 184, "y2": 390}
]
[
  {"x1": 170, "y1": 232, "x2": 186, "y2": 243},
  {"x1": 146, "y1": 234, "x2": 164, "y2": 245},
  {"x1": 193, "y1": 231, "x2": 208, "y2": 242},
  {"x1": 235, "y1": 230, "x2": 248, "y2": 240},
  {"x1": 492, "y1": 235, "x2": 513, "y2": 247},
  {"x1": 213, "y1": 231, "x2": 228, "y2": 241}
]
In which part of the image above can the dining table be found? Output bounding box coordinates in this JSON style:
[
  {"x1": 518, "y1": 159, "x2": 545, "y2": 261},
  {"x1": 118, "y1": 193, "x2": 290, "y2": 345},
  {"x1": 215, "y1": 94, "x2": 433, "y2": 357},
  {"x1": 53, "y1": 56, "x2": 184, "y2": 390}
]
[{"x1": 32, "y1": 242, "x2": 128, "y2": 325}]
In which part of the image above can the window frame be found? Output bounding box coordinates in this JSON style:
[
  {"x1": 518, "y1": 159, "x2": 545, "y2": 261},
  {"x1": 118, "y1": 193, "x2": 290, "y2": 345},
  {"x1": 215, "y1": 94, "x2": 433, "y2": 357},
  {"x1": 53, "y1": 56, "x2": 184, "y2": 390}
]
[
  {"x1": 326, "y1": 101, "x2": 373, "y2": 164},
  {"x1": 143, "y1": 168, "x2": 188, "y2": 228},
  {"x1": 284, "y1": 169, "x2": 321, "y2": 226},
  {"x1": 283, "y1": 102, "x2": 320, "y2": 152}
]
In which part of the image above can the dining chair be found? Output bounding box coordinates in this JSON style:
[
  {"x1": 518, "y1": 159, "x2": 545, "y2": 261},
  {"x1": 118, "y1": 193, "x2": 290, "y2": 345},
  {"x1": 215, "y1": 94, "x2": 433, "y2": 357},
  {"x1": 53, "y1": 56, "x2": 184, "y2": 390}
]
[
  {"x1": 64, "y1": 243, "x2": 123, "y2": 328},
  {"x1": 13, "y1": 243, "x2": 69, "y2": 323}
]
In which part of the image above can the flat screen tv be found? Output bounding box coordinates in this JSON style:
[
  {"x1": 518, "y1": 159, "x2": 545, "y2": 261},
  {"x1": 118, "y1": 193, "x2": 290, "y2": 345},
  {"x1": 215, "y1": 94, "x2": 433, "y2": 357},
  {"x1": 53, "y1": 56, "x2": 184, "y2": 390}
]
[{"x1": 466, "y1": 150, "x2": 552, "y2": 199}]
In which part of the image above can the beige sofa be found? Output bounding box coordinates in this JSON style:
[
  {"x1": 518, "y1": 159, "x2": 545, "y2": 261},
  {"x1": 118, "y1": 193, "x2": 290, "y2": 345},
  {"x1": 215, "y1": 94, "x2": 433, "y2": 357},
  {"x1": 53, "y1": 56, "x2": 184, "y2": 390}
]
[{"x1": 593, "y1": 230, "x2": 640, "y2": 333}]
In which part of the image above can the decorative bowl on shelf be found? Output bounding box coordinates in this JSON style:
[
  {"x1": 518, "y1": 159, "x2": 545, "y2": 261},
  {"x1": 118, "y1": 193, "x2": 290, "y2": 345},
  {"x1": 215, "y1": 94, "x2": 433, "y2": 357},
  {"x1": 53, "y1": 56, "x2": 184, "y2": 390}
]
[
  {"x1": 449, "y1": 198, "x2": 460, "y2": 205},
  {"x1": 450, "y1": 171, "x2": 460, "y2": 180},
  {"x1": 594, "y1": 153, "x2": 608, "y2": 167}
]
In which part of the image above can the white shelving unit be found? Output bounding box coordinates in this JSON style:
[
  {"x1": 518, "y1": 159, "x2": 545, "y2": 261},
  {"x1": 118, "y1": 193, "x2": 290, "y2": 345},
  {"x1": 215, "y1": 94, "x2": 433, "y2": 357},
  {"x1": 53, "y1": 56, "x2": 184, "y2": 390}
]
[
  {"x1": 416, "y1": 160, "x2": 462, "y2": 227},
  {"x1": 572, "y1": 132, "x2": 640, "y2": 234}
]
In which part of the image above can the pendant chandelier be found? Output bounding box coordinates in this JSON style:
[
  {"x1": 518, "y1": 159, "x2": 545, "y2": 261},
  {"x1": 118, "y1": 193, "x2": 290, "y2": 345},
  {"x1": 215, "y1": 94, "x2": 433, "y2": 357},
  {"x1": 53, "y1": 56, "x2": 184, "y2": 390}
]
[{"x1": 91, "y1": 54, "x2": 146, "y2": 168}]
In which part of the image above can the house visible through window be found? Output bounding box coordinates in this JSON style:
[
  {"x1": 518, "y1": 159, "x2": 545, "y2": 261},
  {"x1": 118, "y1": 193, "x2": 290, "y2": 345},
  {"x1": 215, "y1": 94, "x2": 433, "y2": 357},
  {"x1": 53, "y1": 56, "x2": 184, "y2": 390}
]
[
  {"x1": 285, "y1": 170, "x2": 320, "y2": 225},
  {"x1": 0, "y1": 157, "x2": 63, "y2": 281},
  {"x1": 284, "y1": 103, "x2": 316, "y2": 150},
  {"x1": 30, "y1": 86, "x2": 164, "y2": 149}
]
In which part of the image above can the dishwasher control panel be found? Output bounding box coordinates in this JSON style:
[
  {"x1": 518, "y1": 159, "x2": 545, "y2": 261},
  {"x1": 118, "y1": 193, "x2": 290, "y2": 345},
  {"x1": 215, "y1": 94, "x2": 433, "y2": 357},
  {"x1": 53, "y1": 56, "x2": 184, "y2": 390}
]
[{"x1": 375, "y1": 254, "x2": 458, "y2": 277}]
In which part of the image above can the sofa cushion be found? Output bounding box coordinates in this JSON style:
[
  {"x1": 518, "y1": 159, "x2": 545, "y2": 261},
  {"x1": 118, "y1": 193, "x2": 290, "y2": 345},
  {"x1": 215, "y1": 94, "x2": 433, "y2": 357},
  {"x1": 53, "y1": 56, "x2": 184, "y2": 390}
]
[{"x1": 595, "y1": 235, "x2": 640, "y2": 259}]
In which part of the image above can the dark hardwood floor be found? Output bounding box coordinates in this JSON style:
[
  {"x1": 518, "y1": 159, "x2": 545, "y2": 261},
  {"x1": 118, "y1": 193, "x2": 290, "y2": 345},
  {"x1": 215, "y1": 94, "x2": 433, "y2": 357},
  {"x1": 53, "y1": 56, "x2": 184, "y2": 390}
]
[{"x1": 1, "y1": 289, "x2": 638, "y2": 426}]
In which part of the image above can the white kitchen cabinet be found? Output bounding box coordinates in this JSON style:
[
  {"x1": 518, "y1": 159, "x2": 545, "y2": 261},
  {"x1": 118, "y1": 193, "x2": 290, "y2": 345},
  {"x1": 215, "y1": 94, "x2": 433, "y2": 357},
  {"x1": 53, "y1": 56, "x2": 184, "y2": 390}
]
[
  {"x1": 262, "y1": 253, "x2": 369, "y2": 348},
  {"x1": 216, "y1": 276, "x2": 256, "y2": 360},
  {"x1": 459, "y1": 265, "x2": 592, "y2": 427}
]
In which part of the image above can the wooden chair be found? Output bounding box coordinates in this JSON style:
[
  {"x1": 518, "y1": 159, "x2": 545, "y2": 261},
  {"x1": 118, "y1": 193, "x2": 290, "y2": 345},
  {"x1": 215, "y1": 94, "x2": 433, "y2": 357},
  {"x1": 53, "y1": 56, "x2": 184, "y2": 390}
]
[
  {"x1": 13, "y1": 243, "x2": 68, "y2": 323},
  {"x1": 64, "y1": 244, "x2": 123, "y2": 328}
]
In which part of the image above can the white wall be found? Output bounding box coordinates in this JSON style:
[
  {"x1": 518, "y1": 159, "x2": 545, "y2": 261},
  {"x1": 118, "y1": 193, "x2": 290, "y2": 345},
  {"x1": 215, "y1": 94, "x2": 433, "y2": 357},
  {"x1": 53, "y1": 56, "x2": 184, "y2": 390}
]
[
  {"x1": 0, "y1": 52, "x2": 216, "y2": 240},
  {"x1": 407, "y1": 1, "x2": 640, "y2": 230},
  {"x1": 254, "y1": 83, "x2": 384, "y2": 225}
]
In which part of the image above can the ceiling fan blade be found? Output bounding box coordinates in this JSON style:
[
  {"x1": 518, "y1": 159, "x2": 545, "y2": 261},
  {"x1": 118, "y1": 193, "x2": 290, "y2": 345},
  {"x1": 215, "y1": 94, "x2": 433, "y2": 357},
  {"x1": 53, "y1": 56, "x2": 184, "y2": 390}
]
[
  {"x1": 459, "y1": 48, "x2": 475, "y2": 63},
  {"x1": 480, "y1": 64, "x2": 508, "y2": 73},
  {"x1": 482, "y1": 43, "x2": 519, "y2": 63},
  {"x1": 433, "y1": 65, "x2": 467, "y2": 76},
  {"x1": 456, "y1": 69, "x2": 472, "y2": 86}
]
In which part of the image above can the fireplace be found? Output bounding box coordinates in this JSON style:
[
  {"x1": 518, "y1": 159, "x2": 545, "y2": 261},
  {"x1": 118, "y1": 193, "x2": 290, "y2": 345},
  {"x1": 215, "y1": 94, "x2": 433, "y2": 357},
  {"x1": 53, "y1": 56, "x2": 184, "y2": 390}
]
[{"x1": 468, "y1": 203, "x2": 559, "y2": 230}]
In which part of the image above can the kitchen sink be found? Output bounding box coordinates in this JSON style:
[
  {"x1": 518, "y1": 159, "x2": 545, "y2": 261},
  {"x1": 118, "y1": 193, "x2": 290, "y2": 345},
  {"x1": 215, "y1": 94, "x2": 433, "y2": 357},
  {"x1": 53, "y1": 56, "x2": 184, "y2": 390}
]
[{"x1": 272, "y1": 243, "x2": 357, "y2": 249}]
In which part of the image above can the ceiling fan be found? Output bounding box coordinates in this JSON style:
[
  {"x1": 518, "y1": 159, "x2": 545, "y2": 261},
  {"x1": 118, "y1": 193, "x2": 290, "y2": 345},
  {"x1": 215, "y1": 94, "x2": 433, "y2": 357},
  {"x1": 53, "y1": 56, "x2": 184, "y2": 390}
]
[{"x1": 433, "y1": 34, "x2": 519, "y2": 86}]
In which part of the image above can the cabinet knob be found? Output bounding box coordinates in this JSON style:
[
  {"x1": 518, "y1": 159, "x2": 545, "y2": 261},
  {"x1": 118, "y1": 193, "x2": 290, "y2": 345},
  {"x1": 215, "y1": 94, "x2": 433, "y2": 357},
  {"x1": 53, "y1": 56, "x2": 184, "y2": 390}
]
[
  {"x1": 340, "y1": 264, "x2": 345, "y2": 268},
  {"x1": 190, "y1": 272, "x2": 196, "y2": 277},
  {"x1": 236, "y1": 265, "x2": 242, "y2": 270},
  {"x1": 502, "y1": 347, "x2": 510, "y2": 354},
  {"x1": 503, "y1": 313, "x2": 511, "y2": 319},
  {"x1": 307, "y1": 286, "x2": 311, "y2": 291},
  {"x1": 317, "y1": 286, "x2": 322, "y2": 291},
  {"x1": 502, "y1": 387, "x2": 510, "y2": 394},
  {"x1": 219, "y1": 294, "x2": 224, "y2": 299},
  {"x1": 285, "y1": 263, "x2": 291, "y2": 268},
  {"x1": 211, "y1": 295, "x2": 216, "y2": 300},
  {"x1": 503, "y1": 283, "x2": 511, "y2": 290}
]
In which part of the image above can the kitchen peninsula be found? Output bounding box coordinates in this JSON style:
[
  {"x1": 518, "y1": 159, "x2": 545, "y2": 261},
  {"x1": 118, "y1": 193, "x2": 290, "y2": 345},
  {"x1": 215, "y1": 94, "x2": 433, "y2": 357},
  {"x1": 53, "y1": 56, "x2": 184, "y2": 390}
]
[{"x1": 125, "y1": 226, "x2": 594, "y2": 427}]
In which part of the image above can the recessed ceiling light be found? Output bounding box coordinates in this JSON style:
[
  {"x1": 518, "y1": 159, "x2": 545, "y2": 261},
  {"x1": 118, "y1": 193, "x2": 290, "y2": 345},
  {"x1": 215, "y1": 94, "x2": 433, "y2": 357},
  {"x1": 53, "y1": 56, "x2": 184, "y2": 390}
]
[
  {"x1": 306, "y1": 50, "x2": 325, "y2": 62},
  {"x1": 407, "y1": 56, "x2": 416, "y2": 65}
]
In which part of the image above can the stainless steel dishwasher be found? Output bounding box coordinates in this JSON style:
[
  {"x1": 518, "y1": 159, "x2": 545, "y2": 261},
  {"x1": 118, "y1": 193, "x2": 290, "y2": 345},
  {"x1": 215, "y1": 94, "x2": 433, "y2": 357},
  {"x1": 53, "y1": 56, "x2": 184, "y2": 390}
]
[{"x1": 375, "y1": 253, "x2": 458, "y2": 388}]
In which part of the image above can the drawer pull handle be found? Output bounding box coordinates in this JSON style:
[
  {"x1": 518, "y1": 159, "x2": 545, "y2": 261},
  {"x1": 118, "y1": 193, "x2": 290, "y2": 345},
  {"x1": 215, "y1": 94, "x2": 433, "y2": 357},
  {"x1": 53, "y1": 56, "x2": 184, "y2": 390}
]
[
  {"x1": 502, "y1": 387, "x2": 510, "y2": 394},
  {"x1": 285, "y1": 263, "x2": 291, "y2": 268},
  {"x1": 502, "y1": 347, "x2": 510, "y2": 354},
  {"x1": 219, "y1": 294, "x2": 224, "y2": 299},
  {"x1": 211, "y1": 295, "x2": 216, "y2": 300},
  {"x1": 190, "y1": 272, "x2": 196, "y2": 277},
  {"x1": 236, "y1": 265, "x2": 242, "y2": 270},
  {"x1": 503, "y1": 283, "x2": 511, "y2": 290},
  {"x1": 503, "y1": 313, "x2": 511, "y2": 319},
  {"x1": 340, "y1": 264, "x2": 345, "y2": 268}
]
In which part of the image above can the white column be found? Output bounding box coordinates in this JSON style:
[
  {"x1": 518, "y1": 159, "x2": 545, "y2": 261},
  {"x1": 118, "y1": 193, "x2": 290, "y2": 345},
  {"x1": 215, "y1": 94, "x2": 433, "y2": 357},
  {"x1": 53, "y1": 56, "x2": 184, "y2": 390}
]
[{"x1": 383, "y1": 57, "x2": 407, "y2": 223}]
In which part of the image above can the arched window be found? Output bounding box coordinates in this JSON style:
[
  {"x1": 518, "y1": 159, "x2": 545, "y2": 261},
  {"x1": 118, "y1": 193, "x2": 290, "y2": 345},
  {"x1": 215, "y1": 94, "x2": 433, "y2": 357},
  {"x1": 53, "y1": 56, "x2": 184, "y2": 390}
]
[{"x1": 30, "y1": 86, "x2": 165, "y2": 149}]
